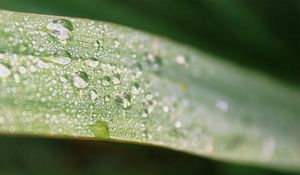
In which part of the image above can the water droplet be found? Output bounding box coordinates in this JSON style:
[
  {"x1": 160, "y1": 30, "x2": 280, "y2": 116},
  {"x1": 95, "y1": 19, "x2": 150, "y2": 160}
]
[
  {"x1": 116, "y1": 94, "x2": 132, "y2": 109},
  {"x1": 112, "y1": 73, "x2": 121, "y2": 85},
  {"x1": 47, "y1": 19, "x2": 73, "y2": 41},
  {"x1": 176, "y1": 55, "x2": 187, "y2": 65},
  {"x1": 72, "y1": 71, "x2": 89, "y2": 89},
  {"x1": 216, "y1": 100, "x2": 228, "y2": 112},
  {"x1": 174, "y1": 121, "x2": 182, "y2": 128},
  {"x1": 262, "y1": 137, "x2": 276, "y2": 161},
  {"x1": 90, "y1": 121, "x2": 109, "y2": 138},
  {"x1": 59, "y1": 75, "x2": 68, "y2": 83},
  {"x1": 104, "y1": 95, "x2": 111, "y2": 102},
  {"x1": 53, "y1": 19, "x2": 73, "y2": 31},
  {"x1": 18, "y1": 66, "x2": 27, "y2": 74},
  {"x1": 131, "y1": 82, "x2": 140, "y2": 95},
  {"x1": 146, "y1": 94, "x2": 153, "y2": 101},
  {"x1": 102, "y1": 75, "x2": 111, "y2": 86},
  {"x1": 37, "y1": 60, "x2": 48, "y2": 69},
  {"x1": 163, "y1": 106, "x2": 169, "y2": 112},
  {"x1": 13, "y1": 74, "x2": 20, "y2": 83},
  {"x1": 29, "y1": 65, "x2": 37, "y2": 72},
  {"x1": 0, "y1": 64, "x2": 11, "y2": 78},
  {"x1": 84, "y1": 58, "x2": 99, "y2": 68},
  {"x1": 47, "y1": 51, "x2": 72, "y2": 65},
  {"x1": 48, "y1": 56, "x2": 71, "y2": 65},
  {"x1": 89, "y1": 89, "x2": 98, "y2": 101},
  {"x1": 147, "y1": 54, "x2": 163, "y2": 71},
  {"x1": 131, "y1": 62, "x2": 143, "y2": 77}
]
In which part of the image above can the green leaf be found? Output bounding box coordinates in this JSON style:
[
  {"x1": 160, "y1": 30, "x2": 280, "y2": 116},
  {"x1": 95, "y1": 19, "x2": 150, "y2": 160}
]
[{"x1": 0, "y1": 10, "x2": 299, "y2": 171}]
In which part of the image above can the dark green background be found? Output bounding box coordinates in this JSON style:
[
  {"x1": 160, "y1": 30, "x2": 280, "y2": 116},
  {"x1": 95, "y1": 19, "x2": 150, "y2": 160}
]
[{"x1": 0, "y1": 0, "x2": 299, "y2": 174}]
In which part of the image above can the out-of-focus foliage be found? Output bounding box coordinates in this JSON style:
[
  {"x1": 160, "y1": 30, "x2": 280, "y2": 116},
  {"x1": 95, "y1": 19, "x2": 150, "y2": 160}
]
[{"x1": 0, "y1": 0, "x2": 299, "y2": 83}]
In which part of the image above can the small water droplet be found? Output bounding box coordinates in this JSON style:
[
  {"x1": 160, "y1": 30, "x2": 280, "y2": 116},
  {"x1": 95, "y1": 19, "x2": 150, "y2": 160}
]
[
  {"x1": 131, "y1": 82, "x2": 140, "y2": 95},
  {"x1": 104, "y1": 95, "x2": 111, "y2": 102},
  {"x1": 116, "y1": 94, "x2": 132, "y2": 109},
  {"x1": 29, "y1": 65, "x2": 37, "y2": 72},
  {"x1": 176, "y1": 55, "x2": 187, "y2": 65},
  {"x1": 163, "y1": 106, "x2": 169, "y2": 112},
  {"x1": 47, "y1": 51, "x2": 72, "y2": 65},
  {"x1": 37, "y1": 60, "x2": 48, "y2": 69},
  {"x1": 59, "y1": 75, "x2": 68, "y2": 83},
  {"x1": 102, "y1": 75, "x2": 111, "y2": 86},
  {"x1": 90, "y1": 121, "x2": 109, "y2": 138},
  {"x1": 49, "y1": 56, "x2": 71, "y2": 65},
  {"x1": 112, "y1": 73, "x2": 121, "y2": 85},
  {"x1": 146, "y1": 94, "x2": 153, "y2": 101},
  {"x1": 89, "y1": 89, "x2": 98, "y2": 101},
  {"x1": 47, "y1": 19, "x2": 73, "y2": 41},
  {"x1": 0, "y1": 64, "x2": 11, "y2": 78},
  {"x1": 84, "y1": 58, "x2": 99, "y2": 68},
  {"x1": 13, "y1": 74, "x2": 20, "y2": 83},
  {"x1": 18, "y1": 66, "x2": 27, "y2": 74},
  {"x1": 216, "y1": 100, "x2": 228, "y2": 112},
  {"x1": 174, "y1": 121, "x2": 182, "y2": 128},
  {"x1": 72, "y1": 71, "x2": 89, "y2": 89},
  {"x1": 147, "y1": 54, "x2": 163, "y2": 71}
]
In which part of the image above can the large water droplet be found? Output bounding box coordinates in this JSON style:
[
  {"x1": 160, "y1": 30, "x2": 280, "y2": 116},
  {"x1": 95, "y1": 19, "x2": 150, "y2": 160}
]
[
  {"x1": 90, "y1": 121, "x2": 109, "y2": 138},
  {"x1": 84, "y1": 58, "x2": 99, "y2": 68},
  {"x1": 0, "y1": 64, "x2": 11, "y2": 78},
  {"x1": 72, "y1": 71, "x2": 89, "y2": 89},
  {"x1": 47, "y1": 19, "x2": 73, "y2": 41},
  {"x1": 112, "y1": 73, "x2": 121, "y2": 85}
]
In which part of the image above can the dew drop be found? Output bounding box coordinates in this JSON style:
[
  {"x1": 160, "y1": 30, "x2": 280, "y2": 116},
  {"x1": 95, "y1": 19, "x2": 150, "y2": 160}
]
[
  {"x1": 37, "y1": 60, "x2": 48, "y2": 69},
  {"x1": 131, "y1": 82, "x2": 141, "y2": 95},
  {"x1": 29, "y1": 65, "x2": 37, "y2": 72},
  {"x1": 49, "y1": 56, "x2": 71, "y2": 65},
  {"x1": 59, "y1": 75, "x2": 68, "y2": 83},
  {"x1": 72, "y1": 71, "x2": 89, "y2": 89},
  {"x1": 147, "y1": 54, "x2": 163, "y2": 71},
  {"x1": 18, "y1": 66, "x2": 27, "y2": 74},
  {"x1": 104, "y1": 95, "x2": 111, "y2": 102},
  {"x1": 102, "y1": 75, "x2": 111, "y2": 86},
  {"x1": 89, "y1": 89, "x2": 98, "y2": 101},
  {"x1": 47, "y1": 18, "x2": 73, "y2": 41},
  {"x1": 90, "y1": 121, "x2": 109, "y2": 138},
  {"x1": 116, "y1": 94, "x2": 132, "y2": 109},
  {"x1": 176, "y1": 55, "x2": 187, "y2": 65},
  {"x1": 13, "y1": 73, "x2": 20, "y2": 83},
  {"x1": 174, "y1": 121, "x2": 182, "y2": 128},
  {"x1": 163, "y1": 106, "x2": 169, "y2": 112},
  {"x1": 84, "y1": 58, "x2": 99, "y2": 68},
  {"x1": 47, "y1": 51, "x2": 72, "y2": 65},
  {"x1": 216, "y1": 100, "x2": 228, "y2": 112},
  {"x1": 0, "y1": 64, "x2": 11, "y2": 78},
  {"x1": 112, "y1": 73, "x2": 121, "y2": 85}
]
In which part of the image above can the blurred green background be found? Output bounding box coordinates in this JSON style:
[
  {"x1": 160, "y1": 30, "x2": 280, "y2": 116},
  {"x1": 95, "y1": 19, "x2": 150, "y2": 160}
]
[{"x1": 0, "y1": 0, "x2": 299, "y2": 174}]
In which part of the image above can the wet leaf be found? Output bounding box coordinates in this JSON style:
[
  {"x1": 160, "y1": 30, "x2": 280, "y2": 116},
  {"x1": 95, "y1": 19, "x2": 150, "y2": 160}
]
[{"x1": 0, "y1": 10, "x2": 299, "y2": 171}]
